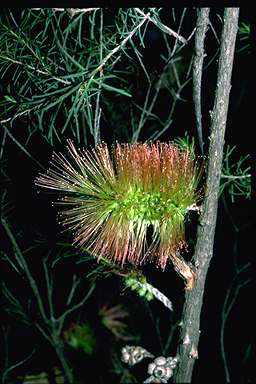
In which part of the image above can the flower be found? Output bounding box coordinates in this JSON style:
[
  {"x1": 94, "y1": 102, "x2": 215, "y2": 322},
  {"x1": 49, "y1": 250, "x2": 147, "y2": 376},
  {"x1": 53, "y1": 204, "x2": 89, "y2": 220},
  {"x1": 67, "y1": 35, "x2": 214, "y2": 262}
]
[
  {"x1": 99, "y1": 304, "x2": 136, "y2": 341},
  {"x1": 35, "y1": 140, "x2": 201, "y2": 271}
]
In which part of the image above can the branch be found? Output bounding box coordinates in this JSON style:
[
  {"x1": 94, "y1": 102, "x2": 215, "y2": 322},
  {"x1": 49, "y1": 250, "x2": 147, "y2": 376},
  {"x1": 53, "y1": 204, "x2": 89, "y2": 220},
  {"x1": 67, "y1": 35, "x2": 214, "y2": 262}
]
[
  {"x1": 1, "y1": 217, "x2": 48, "y2": 324},
  {"x1": 220, "y1": 263, "x2": 251, "y2": 382},
  {"x1": 57, "y1": 283, "x2": 96, "y2": 329},
  {"x1": 1, "y1": 126, "x2": 44, "y2": 170},
  {"x1": 1, "y1": 348, "x2": 35, "y2": 384},
  {"x1": 93, "y1": 8, "x2": 103, "y2": 145},
  {"x1": 193, "y1": 8, "x2": 210, "y2": 154},
  {"x1": 89, "y1": 11, "x2": 151, "y2": 81},
  {"x1": 173, "y1": 8, "x2": 240, "y2": 382},
  {"x1": 135, "y1": 8, "x2": 187, "y2": 45}
]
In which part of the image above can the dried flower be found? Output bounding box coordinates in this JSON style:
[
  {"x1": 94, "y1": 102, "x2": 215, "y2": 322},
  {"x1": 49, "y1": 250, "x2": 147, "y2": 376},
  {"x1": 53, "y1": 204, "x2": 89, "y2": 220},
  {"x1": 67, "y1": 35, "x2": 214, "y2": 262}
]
[
  {"x1": 121, "y1": 345, "x2": 154, "y2": 366},
  {"x1": 99, "y1": 303, "x2": 136, "y2": 341},
  {"x1": 35, "y1": 140, "x2": 201, "y2": 271}
]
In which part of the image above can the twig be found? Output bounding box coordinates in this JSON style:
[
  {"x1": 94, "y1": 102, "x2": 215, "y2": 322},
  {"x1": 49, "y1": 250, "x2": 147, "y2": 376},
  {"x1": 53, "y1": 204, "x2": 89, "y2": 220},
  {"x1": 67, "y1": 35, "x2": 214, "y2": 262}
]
[
  {"x1": 1, "y1": 218, "x2": 48, "y2": 324},
  {"x1": 220, "y1": 263, "x2": 251, "y2": 382},
  {"x1": 93, "y1": 8, "x2": 103, "y2": 145},
  {"x1": 2, "y1": 349, "x2": 35, "y2": 384},
  {"x1": 221, "y1": 174, "x2": 251, "y2": 179},
  {"x1": 2, "y1": 325, "x2": 10, "y2": 374},
  {"x1": 34, "y1": 322, "x2": 53, "y2": 344},
  {"x1": 0, "y1": 127, "x2": 7, "y2": 159},
  {"x1": 163, "y1": 322, "x2": 179, "y2": 356},
  {"x1": 57, "y1": 283, "x2": 96, "y2": 328},
  {"x1": 88, "y1": 11, "x2": 151, "y2": 83},
  {"x1": 1, "y1": 126, "x2": 44, "y2": 169},
  {"x1": 66, "y1": 274, "x2": 80, "y2": 306},
  {"x1": 135, "y1": 8, "x2": 187, "y2": 45},
  {"x1": 132, "y1": 82, "x2": 152, "y2": 142},
  {"x1": 43, "y1": 258, "x2": 54, "y2": 320},
  {"x1": 170, "y1": 9, "x2": 188, "y2": 57},
  {"x1": 193, "y1": 8, "x2": 210, "y2": 154}
]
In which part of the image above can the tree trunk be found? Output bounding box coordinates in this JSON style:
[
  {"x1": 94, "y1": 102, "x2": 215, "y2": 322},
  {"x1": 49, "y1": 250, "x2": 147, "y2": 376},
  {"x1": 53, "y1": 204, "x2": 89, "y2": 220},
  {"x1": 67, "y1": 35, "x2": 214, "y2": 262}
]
[{"x1": 173, "y1": 8, "x2": 240, "y2": 383}]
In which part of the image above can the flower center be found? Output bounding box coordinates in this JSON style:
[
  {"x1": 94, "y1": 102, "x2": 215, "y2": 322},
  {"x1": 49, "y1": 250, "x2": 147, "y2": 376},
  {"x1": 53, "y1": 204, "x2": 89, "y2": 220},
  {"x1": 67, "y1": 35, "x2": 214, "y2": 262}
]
[{"x1": 116, "y1": 187, "x2": 185, "y2": 223}]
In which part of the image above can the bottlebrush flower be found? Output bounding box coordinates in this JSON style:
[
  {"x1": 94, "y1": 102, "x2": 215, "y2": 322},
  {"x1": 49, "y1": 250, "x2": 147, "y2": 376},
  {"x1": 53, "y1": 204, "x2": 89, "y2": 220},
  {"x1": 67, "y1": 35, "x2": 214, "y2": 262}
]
[{"x1": 35, "y1": 140, "x2": 201, "y2": 273}]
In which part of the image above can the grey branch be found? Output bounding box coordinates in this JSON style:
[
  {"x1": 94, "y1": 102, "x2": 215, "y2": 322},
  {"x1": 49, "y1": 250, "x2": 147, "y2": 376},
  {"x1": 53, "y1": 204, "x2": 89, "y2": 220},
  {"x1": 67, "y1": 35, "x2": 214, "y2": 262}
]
[
  {"x1": 173, "y1": 8, "x2": 240, "y2": 382},
  {"x1": 193, "y1": 8, "x2": 210, "y2": 154}
]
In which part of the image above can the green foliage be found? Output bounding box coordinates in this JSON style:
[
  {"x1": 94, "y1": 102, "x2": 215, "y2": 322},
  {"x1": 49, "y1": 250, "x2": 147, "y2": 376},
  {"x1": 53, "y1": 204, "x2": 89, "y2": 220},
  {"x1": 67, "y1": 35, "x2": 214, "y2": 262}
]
[
  {"x1": 237, "y1": 22, "x2": 251, "y2": 54},
  {"x1": 0, "y1": 9, "x2": 134, "y2": 145},
  {"x1": 238, "y1": 21, "x2": 250, "y2": 37},
  {"x1": 0, "y1": 8, "x2": 193, "y2": 150},
  {"x1": 64, "y1": 322, "x2": 96, "y2": 355},
  {"x1": 174, "y1": 131, "x2": 195, "y2": 158},
  {"x1": 220, "y1": 145, "x2": 251, "y2": 202}
]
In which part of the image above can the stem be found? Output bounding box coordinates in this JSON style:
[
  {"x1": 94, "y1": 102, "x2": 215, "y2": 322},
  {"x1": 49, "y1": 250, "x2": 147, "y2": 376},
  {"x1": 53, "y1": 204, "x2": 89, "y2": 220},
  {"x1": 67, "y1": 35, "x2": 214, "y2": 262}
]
[
  {"x1": 93, "y1": 8, "x2": 103, "y2": 145},
  {"x1": 2, "y1": 125, "x2": 44, "y2": 169},
  {"x1": 35, "y1": 322, "x2": 74, "y2": 383},
  {"x1": 135, "y1": 8, "x2": 187, "y2": 44},
  {"x1": 57, "y1": 283, "x2": 95, "y2": 332},
  {"x1": 221, "y1": 174, "x2": 251, "y2": 179},
  {"x1": 51, "y1": 331, "x2": 74, "y2": 384},
  {"x1": 220, "y1": 263, "x2": 251, "y2": 382},
  {"x1": 193, "y1": 8, "x2": 210, "y2": 154},
  {"x1": 89, "y1": 11, "x2": 151, "y2": 81},
  {"x1": 1, "y1": 217, "x2": 48, "y2": 324},
  {"x1": 173, "y1": 8, "x2": 240, "y2": 382}
]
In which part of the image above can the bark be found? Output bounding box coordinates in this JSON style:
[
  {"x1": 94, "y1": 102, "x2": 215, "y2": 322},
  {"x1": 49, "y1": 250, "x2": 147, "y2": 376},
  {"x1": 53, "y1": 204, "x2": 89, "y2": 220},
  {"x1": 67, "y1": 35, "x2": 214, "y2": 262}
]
[
  {"x1": 173, "y1": 8, "x2": 240, "y2": 383},
  {"x1": 193, "y1": 8, "x2": 210, "y2": 154}
]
